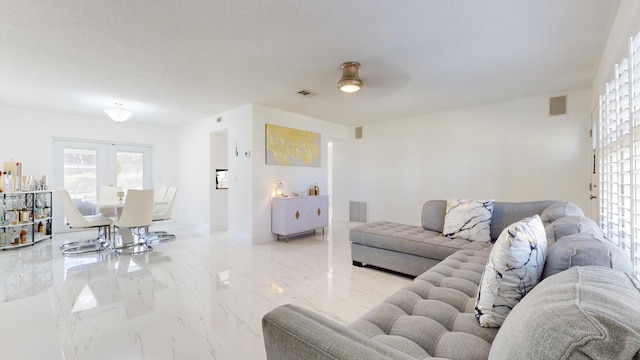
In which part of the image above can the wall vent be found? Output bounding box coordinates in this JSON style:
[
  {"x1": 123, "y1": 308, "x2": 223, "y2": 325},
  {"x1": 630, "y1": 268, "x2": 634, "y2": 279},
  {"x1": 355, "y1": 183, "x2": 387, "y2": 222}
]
[
  {"x1": 349, "y1": 201, "x2": 368, "y2": 222},
  {"x1": 549, "y1": 95, "x2": 567, "y2": 116},
  {"x1": 355, "y1": 126, "x2": 363, "y2": 139}
]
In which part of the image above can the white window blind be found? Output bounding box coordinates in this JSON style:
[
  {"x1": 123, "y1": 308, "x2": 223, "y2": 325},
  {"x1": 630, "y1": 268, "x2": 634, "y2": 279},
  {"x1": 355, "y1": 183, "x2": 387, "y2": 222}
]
[{"x1": 599, "y1": 32, "x2": 640, "y2": 279}]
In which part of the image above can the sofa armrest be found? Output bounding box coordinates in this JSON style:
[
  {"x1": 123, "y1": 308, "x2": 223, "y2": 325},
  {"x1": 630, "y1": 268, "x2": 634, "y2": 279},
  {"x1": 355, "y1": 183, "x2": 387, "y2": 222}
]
[{"x1": 262, "y1": 304, "x2": 414, "y2": 360}]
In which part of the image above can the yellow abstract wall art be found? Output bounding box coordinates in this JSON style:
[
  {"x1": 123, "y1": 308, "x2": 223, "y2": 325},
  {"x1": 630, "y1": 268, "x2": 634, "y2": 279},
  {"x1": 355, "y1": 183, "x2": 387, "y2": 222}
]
[{"x1": 265, "y1": 124, "x2": 321, "y2": 167}]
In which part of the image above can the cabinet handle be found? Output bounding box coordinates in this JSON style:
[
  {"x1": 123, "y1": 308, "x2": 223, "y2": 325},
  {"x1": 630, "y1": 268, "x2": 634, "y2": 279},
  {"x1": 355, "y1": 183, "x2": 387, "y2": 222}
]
[
  {"x1": 317, "y1": 208, "x2": 321, "y2": 216},
  {"x1": 295, "y1": 211, "x2": 300, "y2": 219}
]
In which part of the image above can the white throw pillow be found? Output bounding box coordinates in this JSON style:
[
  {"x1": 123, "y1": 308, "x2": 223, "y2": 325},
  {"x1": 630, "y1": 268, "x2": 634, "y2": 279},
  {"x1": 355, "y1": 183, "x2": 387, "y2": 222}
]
[
  {"x1": 442, "y1": 198, "x2": 495, "y2": 242},
  {"x1": 474, "y1": 214, "x2": 547, "y2": 328}
]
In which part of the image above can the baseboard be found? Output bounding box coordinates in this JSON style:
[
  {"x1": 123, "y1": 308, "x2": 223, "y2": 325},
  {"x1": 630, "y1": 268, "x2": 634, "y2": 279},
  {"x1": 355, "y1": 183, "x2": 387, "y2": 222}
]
[
  {"x1": 227, "y1": 231, "x2": 252, "y2": 245},
  {"x1": 174, "y1": 219, "x2": 209, "y2": 235}
]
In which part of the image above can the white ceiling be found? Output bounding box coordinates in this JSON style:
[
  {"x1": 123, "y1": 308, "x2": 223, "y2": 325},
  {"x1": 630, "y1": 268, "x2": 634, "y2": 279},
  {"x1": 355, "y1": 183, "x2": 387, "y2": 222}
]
[{"x1": 0, "y1": 0, "x2": 621, "y2": 127}]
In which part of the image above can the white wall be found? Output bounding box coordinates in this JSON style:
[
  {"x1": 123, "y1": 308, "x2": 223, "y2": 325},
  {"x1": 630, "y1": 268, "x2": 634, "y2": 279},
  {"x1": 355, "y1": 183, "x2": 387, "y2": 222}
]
[
  {"x1": 174, "y1": 106, "x2": 246, "y2": 234},
  {"x1": 226, "y1": 105, "x2": 255, "y2": 241},
  {"x1": 175, "y1": 104, "x2": 348, "y2": 243},
  {"x1": 210, "y1": 132, "x2": 228, "y2": 231},
  {"x1": 332, "y1": 89, "x2": 593, "y2": 225},
  {"x1": 250, "y1": 105, "x2": 348, "y2": 243},
  {"x1": 174, "y1": 104, "x2": 257, "y2": 241},
  {"x1": 0, "y1": 105, "x2": 177, "y2": 193}
]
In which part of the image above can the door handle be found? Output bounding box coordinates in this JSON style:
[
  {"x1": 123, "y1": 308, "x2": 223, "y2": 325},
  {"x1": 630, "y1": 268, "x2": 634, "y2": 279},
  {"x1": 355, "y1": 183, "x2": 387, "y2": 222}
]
[{"x1": 590, "y1": 195, "x2": 598, "y2": 200}]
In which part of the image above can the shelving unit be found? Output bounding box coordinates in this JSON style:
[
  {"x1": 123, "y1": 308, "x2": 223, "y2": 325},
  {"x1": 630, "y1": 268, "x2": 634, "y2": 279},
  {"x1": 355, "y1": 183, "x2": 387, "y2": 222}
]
[{"x1": 0, "y1": 190, "x2": 53, "y2": 250}]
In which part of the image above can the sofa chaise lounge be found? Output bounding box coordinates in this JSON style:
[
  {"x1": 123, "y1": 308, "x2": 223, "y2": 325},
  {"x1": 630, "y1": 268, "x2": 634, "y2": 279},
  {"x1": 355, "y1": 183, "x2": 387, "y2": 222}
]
[{"x1": 349, "y1": 200, "x2": 562, "y2": 276}]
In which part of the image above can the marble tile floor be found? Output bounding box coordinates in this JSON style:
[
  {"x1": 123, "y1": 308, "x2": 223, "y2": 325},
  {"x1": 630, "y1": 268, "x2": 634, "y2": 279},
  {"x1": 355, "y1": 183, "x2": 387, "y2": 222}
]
[{"x1": 0, "y1": 221, "x2": 411, "y2": 360}]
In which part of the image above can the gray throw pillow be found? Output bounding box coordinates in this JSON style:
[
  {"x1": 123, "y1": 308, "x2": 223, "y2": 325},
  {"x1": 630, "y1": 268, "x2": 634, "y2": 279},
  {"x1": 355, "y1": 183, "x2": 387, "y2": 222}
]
[
  {"x1": 475, "y1": 215, "x2": 547, "y2": 327},
  {"x1": 544, "y1": 215, "x2": 602, "y2": 246},
  {"x1": 540, "y1": 202, "x2": 584, "y2": 225},
  {"x1": 542, "y1": 233, "x2": 633, "y2": 279},
  {"x1": 489, "y1": 266, "x2": 640, "y2": 360}
]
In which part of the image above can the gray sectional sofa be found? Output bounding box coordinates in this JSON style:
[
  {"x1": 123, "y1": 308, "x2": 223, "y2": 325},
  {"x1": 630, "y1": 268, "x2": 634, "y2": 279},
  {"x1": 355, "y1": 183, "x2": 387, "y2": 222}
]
[
  {"x1": 349, "y1": 200, "x2": 559, "y2": 276},
  {"x1": 262, "y1": 200, "x2": 640, "y2": 359}
]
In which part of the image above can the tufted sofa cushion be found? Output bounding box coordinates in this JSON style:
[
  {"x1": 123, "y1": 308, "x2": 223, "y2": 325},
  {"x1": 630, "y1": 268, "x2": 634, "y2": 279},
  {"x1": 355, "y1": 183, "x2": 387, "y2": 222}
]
[
  {"x1": 540, "y1": 201, "x2": 584, "y2": 225},
  {"x1": 348, "y1": 249, "x2": 498, "y2": 360},
  {"x1": 350, "y1": 221, "x2": 493, "y2": 261},
  {"x1": 544, "y1": 215, "x2": 602, "y2": 246},
  {"x1": 542, "y1": 233, "x2": 633, "y2": 279}
]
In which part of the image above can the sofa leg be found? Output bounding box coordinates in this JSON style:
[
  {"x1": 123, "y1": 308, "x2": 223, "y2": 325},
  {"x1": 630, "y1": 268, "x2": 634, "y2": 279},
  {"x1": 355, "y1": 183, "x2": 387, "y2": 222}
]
[{"x1": 352, "y1": 261, "x2": 364, "y2": 267}]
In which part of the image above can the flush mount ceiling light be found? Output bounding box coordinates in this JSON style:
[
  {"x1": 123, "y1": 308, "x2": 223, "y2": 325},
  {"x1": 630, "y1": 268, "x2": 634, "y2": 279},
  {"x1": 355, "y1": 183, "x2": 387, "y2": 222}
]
[
  {"x1": 104, "y1": 103, "x2": 132, "y2": 122},
  {"x1": 338, "y1": 61, "x2": 362, "y2": 93}
]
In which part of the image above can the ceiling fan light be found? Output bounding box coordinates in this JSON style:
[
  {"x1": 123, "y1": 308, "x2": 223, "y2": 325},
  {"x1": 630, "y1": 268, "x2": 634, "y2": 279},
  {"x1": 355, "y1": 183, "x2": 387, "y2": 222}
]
[
  {"x1": 104, "y1": 103, "x2": 132, "y2": 122},
  {"x1": 338, "y1": 61, "x2": 362, "y2": 93}
]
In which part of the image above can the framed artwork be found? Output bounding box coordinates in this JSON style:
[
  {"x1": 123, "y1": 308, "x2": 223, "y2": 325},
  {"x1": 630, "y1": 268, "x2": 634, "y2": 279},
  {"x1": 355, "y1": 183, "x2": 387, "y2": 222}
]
[{"x1": 265, "y1": 124, "x2": 321, "y2": 167}]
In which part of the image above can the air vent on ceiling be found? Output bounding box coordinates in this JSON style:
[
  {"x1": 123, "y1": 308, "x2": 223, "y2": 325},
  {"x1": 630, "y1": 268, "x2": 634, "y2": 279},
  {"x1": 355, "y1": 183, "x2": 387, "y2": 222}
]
[{"x1": 297, "y1": 89, "x2": 314, "y2": 96}]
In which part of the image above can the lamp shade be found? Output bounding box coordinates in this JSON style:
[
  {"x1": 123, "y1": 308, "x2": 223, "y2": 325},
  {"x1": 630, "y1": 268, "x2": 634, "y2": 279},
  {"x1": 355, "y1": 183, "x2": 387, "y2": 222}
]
[
  {"x1": 338, "y1": 61, "x2": 362, "y2": 93},
  {"x1": 104, "y1": 103, "x2": 133, "y2": 122}
]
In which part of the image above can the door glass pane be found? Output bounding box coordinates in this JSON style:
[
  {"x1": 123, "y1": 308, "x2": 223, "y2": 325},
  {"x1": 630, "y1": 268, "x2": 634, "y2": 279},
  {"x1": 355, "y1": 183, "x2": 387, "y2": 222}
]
[
  {"x1": 63, "y1": 148, "x2": 97, "y2": 215},
  {"x1": 116, "y1": 151, "x2": 144, "y2": 192}
]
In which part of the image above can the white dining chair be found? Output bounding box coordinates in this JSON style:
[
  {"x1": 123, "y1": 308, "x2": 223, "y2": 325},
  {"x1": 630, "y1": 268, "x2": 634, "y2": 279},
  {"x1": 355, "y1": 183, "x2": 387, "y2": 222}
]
[
  {"x1": 113, "y1": 189, "x2": 154, "y2": 255},
  {"x1": 145, "y1": 186, "x2": 178, "y2": 243},
  {"x1": 154, "y1": 185, "x2": 168, "y2": 203},
  {"x1": 57, "y1": 188, "x2": 113, "y2": 255},
  {"x1": 98, "y1": 185, "x2": 122, "y2": 217}
]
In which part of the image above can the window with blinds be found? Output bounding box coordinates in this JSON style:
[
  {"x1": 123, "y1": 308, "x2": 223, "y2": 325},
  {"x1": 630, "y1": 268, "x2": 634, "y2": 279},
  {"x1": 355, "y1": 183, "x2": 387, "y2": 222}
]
[{"x1": 599, "y1": 31, "x2": 640, "y2": 279}]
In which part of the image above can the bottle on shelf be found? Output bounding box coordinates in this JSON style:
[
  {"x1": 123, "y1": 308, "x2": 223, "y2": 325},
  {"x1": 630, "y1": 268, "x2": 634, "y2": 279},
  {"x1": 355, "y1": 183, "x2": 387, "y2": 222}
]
[
  {"x1": 5, "y1": 170, "x2": 14, "y2": 193},
  {"x1": 15, "y1": 162, "x2": 21, "y2": 192},
  {"x1": 20, "y1": 203, "x2": 30, "y2": 223},
  {"x1": 0, "y1": 230, "x2": 5, "y2": 246},
  {"x1": 6, "y1": 208, "x2": 16, "y2": 225},
  {"x1": 10, "y1": 228, "x2": 18, "y2": 245},
  {"x1": 19, "y1": 227, "x2": 27, "y2": 244},
  {"x1": 38, "y1": 221, "x2": 44, "y2": 234}
]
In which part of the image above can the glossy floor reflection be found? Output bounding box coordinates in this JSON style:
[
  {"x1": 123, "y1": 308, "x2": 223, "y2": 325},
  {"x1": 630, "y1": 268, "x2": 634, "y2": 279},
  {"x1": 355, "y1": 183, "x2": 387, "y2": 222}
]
[{"x1": 0, "y1": 221, "x2": 411, "y2": 360}]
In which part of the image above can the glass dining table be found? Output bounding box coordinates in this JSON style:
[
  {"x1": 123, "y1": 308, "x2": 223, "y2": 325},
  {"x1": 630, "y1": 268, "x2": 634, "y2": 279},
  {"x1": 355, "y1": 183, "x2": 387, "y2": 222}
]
[{"x1": 90, "y1": 199, "x2": 168, "y2": 246}]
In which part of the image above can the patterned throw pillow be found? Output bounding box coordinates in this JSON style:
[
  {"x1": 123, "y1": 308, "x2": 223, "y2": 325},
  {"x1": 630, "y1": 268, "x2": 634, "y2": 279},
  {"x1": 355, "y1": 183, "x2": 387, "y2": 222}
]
[
  {"x1": 475, "y1": 215, "x2": 547, "y2": 328},
  {"x1": 442, "y1": 198, "x2": 495, "y2": 242}
]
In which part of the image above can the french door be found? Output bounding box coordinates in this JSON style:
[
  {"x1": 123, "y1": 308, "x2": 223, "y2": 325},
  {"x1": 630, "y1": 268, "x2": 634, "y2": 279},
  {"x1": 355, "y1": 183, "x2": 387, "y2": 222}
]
[{"x1": 53, "y1": 139, "x2": 152, "y2": 232}]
